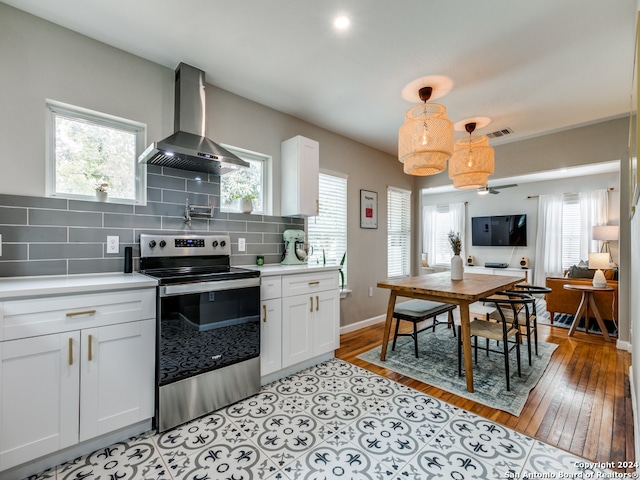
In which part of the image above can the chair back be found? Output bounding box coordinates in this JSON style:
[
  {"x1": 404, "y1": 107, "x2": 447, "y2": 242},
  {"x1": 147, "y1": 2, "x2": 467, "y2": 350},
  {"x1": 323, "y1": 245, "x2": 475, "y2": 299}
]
[{"x1": 480, "y1": 291, "x2": 535, "y2": 329}]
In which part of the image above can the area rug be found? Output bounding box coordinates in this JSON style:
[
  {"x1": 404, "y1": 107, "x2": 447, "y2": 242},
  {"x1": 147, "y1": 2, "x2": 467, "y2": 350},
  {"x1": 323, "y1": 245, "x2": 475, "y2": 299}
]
[
  {"x1": 357, "y1": 327, "x2": 558, "y2": 416},
  {"x1": 547, "y1": 313, "x2": 617, "y2": 335}
]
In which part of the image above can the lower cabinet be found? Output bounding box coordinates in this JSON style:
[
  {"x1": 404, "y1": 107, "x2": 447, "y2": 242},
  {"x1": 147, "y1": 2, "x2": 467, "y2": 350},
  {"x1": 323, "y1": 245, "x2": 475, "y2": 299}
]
[
  {"x1": 260, "y1": 298, "x2": 282, "y2": 376},
  {"x1": 0, "y1": 289, "x2": 155, "y2": 472}
]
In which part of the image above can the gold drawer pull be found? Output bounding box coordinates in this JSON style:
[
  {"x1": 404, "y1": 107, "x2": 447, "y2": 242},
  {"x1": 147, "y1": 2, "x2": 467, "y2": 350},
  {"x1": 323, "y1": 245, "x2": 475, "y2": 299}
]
[
  {"x1": 309, "y1": 296, "x2": 313, "y2": 312},
  {"x1": 68, "y1": 338, "x2": 73, "y2": 365},
  {"x1": 315, "y1": 295, "x2": 319, "y2": 311},
  {"x1": 66, "y1": 309, "x2": 97, "y2": 318},
  {"x1": 88, "y1": 334, "x2": 93, "y2": 361},
  {"x1": 263, "y1": 304, "x2": 267, "y2": 323},
  {"x1": 308, "y1": 281, "x2": 320, "y2": 286}
]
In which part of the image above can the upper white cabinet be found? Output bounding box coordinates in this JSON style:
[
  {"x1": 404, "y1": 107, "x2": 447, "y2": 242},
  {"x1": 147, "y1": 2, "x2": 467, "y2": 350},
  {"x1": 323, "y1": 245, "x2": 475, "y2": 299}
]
[{"x1": 281, "y1": 135, "x2": 319, "y2": 217}]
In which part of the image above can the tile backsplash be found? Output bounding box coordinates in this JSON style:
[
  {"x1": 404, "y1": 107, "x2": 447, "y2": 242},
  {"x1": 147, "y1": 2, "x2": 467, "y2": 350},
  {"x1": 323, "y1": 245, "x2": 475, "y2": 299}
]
[{"x1": 0, "y1": 166, "x2": 303, "y2": 277}]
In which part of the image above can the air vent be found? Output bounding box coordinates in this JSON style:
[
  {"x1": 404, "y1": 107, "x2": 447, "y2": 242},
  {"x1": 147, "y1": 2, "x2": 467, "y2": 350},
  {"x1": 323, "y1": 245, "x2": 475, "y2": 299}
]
[{"x1": 486, "y1": 128, "x2": 513, "y2": 139}]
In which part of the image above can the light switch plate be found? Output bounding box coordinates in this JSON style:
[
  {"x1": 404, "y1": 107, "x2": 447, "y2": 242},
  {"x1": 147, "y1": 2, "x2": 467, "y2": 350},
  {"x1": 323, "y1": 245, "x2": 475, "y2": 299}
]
[
  {"x1": 238, "y1": 238, "x2": 246, "y2": 252},
  {"x1": 107, "y1": 236, "x2": 119, "y2": 254}
]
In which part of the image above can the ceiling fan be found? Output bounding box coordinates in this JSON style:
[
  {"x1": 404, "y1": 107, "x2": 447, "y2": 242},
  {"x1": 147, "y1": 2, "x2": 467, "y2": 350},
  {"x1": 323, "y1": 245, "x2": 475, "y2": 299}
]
[{"x1": 477, "y1": 184, "x2": 518, "y2": 195}]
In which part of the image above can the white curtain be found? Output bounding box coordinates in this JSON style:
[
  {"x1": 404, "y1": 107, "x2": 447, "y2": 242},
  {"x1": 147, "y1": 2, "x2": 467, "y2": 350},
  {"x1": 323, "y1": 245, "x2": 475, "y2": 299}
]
[
  {"x1": 579, "y1": 189, "x2": 608, "y2": 259},
  {"x1": 449, "y1": 202, "x2": 466, "y2": 259},
  {"x1": 422, "y1": 204, "x2": 437, "y2": 267},
  {"x1": 534, "y1": 194, "x2": 564, "y2": 286}
]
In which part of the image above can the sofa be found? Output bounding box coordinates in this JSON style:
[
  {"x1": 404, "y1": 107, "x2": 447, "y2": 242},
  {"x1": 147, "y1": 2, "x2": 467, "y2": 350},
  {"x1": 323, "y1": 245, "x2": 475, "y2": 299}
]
[{"x1": 545, "y1": 276, "x2": 618, "y2": 323}]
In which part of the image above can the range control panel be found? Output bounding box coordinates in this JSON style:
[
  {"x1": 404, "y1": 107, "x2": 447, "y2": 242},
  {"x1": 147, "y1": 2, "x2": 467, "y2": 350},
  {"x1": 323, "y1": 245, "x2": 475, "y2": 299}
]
[{"x1": 140, "y1": 234, "x2": 231, "y2": 257}]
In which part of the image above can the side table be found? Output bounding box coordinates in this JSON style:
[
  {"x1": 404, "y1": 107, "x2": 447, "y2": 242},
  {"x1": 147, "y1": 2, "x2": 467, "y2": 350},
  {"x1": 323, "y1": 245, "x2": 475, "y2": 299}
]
[{"x1": 562, "y1": 284, "x2": 613, "y2": 342}]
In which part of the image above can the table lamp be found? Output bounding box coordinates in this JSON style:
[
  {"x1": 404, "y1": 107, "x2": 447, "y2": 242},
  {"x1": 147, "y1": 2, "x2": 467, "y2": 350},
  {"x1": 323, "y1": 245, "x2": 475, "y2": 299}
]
[{"x1": 588, "y1": 252, "x2": 610, "y2": 288}]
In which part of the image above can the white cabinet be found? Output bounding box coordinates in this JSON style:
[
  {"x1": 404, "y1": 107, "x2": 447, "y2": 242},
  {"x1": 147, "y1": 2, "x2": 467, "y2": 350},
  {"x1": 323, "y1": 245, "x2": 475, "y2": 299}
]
[
  {"x1": 281, "y1": 271, "x2": 339, "y2": 369},
  {"x1": 0, "y1": 289, "x2": 155, "y2": 472},
  {"x1": 281, "y1": 135, "x2": 319, "y2": 217},
  {"x1": 260, "y1": 276, "x2": 282, "y2": 376},
  {"x1": 464, "y1": 266, "x2": 532, "y2": 282}
]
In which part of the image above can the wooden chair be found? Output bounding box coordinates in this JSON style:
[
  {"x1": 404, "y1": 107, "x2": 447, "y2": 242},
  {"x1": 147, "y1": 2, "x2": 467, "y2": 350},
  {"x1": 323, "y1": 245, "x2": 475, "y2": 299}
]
[
  {"x1": 458, "y1": 292, "x2": 535, "y2": 391},
  {"x1": 509, "y1": 284, "x2": 552, "y2": 360},
  {"x1": 391, "y1": 300, "x2": 457, "y2": 358}
]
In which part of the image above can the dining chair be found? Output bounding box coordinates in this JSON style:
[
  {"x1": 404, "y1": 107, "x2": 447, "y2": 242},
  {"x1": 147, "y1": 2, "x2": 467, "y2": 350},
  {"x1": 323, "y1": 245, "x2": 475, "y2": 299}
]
[
  {"x1": 458, "y1": 292, "x2": 535, "y2": 391},
  {"x1": 508, "y1": 284, "x2": 552, "y2": 360}
]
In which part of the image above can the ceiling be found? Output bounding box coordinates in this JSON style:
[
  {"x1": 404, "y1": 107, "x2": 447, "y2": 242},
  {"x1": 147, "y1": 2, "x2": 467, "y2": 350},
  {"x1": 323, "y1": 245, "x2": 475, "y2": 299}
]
[{"x1": 4, "y1": 0, "x2": 637, "y2": 157}]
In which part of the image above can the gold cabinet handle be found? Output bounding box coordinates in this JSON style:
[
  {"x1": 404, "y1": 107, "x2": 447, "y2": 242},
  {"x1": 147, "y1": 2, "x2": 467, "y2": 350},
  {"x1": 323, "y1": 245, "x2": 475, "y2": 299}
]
[
  {"x1": 88, "y1": 334, "x2": 93, "y2": 361},
  {"x1": 309, "y1": 296, "x2": 313, "y2": 312},
  {"x1": 316, "y1": 295, "x2": 319, "y2": 311},
  {"x1": 263, "y1": 304, "x2": 267, "y2": 323},
  {"x1": 68, "y1": 338, "x2": 73, "y2": 365},
  {"x1": 66, "y1": 309, "x2": 97, "y2": 318},
  {"x1": 308, "y1": 281, "x2": 320, "y2": 286}
]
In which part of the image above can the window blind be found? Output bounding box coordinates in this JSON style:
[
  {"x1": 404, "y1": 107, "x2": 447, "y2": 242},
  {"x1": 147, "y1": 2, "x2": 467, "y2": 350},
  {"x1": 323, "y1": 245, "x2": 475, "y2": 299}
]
[
  {"x1": 387, "y1": 187, "x2": 411, "y2": 277},
  {"x1": 562, "y1": 196, "x2": 581, "y2": 269},
  {"x1": 308, "y1": 173, "x2": 348, "y2": 282}
]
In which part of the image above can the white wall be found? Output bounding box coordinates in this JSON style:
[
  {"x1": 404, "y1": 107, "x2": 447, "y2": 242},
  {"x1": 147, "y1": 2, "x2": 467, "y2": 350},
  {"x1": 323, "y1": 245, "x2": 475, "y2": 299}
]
[{"x1": 421, "y1": 170, "x2": 620, "y2": 269}]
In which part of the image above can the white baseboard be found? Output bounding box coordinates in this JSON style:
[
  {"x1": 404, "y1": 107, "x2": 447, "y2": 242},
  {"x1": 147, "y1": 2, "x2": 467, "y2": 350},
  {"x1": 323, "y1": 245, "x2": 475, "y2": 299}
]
[
  {"x1": 617, "y1": 339, "x2": 632, "y2": 352},
  {"x1": 340, "y1": 314, "x2": 386, "y2": 334}
]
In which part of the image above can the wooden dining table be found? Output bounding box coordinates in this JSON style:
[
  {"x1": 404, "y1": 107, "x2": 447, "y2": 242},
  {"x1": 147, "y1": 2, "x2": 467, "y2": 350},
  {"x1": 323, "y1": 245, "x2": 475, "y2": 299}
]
[{"x1": 377, "y1": 271, "x2": 526, "y2": 392}]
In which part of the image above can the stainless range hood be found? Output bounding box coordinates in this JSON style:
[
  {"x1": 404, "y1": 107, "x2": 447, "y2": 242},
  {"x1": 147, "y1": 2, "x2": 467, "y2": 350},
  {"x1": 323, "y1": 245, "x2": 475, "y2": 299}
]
[{"x1": 138, "y1": 63, "x2": 249, "y2": 175}]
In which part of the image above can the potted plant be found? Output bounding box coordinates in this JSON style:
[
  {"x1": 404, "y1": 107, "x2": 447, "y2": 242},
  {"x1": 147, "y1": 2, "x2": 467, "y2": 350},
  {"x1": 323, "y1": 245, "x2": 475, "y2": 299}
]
[
  {"x1": 95, "y1": 182, "x2": 108, "y2": 202},
  {"x1": 448, "y1": 231, "x2": 463, "y2": 280},
  {"x1": 239, "y1": 194, "x2": 255, "y2": 214}
]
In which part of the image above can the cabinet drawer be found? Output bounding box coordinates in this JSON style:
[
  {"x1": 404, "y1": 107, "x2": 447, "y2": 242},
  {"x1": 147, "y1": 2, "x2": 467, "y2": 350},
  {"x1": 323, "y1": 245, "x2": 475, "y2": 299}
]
[
  {"x1": 1, "y1": 289, "x2": 156, "y2": 341},
  {"x1": 261, "y1": 276, "x2": 282, "y2": 300},
  {"x1": 281, "y1": 271, "x2": 338, "y2": 297}
]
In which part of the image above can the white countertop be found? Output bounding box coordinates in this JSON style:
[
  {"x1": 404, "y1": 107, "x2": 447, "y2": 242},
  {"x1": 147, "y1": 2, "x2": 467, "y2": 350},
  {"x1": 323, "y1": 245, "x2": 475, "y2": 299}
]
[
  {"x1": 0, "y1": 272, "x2": 158, "y2": 300},
  {"x1": 243, "y1": 263, "x2": 341, "y2": 276}
]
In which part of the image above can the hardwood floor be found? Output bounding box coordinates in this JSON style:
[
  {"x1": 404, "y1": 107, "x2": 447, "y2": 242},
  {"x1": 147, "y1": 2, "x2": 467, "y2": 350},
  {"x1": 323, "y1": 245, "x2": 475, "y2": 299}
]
[{"x1": 336, "y1": 320, "x2": 634, "y2": 473}]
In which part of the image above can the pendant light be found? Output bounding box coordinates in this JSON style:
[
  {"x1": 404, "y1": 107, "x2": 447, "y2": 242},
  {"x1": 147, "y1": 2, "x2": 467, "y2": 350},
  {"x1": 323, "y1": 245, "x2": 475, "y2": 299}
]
[
  {"x1": 448, "y1": 119, "x2": 494, "y2": 189},
  {"x1": 398, "y1": 86, "x2": 454, "y2": 176}
]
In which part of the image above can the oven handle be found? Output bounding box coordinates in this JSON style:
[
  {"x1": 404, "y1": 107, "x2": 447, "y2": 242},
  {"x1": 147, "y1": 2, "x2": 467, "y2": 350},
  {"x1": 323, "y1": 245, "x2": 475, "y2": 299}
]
[{"x1": 160, "y1": 277, "x2": 261, "y2": 297}]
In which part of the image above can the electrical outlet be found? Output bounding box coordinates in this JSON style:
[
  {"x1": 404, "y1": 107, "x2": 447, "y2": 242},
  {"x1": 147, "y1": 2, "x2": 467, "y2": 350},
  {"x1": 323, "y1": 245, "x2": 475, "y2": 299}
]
[
  {"x1": 368, "y1": 287, "x2": 373, "y2": 297},
  {"x1": 107, "y1": 236, "x2": 119, "y2": 254},
  {"x1": 238, "y1": 238, "x2": 246, "y2": 252}
]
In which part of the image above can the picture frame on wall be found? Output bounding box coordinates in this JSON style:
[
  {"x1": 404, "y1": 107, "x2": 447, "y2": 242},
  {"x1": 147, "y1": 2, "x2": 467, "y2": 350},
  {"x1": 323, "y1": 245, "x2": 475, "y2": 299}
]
[{"x1": 360, "y1": 189, "x2": 378, "y2": 229}]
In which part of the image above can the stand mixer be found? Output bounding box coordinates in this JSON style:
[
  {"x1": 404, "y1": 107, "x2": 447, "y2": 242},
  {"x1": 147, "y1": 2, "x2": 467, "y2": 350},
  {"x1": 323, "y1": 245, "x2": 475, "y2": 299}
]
[{"x1": 281, "y1": 229, "x2": 313, "y2": 265}]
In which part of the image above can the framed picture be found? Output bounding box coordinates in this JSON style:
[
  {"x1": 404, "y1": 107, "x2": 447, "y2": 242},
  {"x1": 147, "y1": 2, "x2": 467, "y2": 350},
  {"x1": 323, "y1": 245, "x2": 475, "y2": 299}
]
[{"x1": 360, "y1": 189, "x2": 378, "y2": 229}]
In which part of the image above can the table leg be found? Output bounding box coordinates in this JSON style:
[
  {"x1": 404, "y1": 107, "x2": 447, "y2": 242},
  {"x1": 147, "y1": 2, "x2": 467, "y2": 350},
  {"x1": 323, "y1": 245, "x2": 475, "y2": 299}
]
[
  {"x1": 380, "y1": 291, "x2": 397, "y2": 361},
  {"x1": 459, "y1": 301, "x2": 474, "y2": 393},
  {"x1": 568, "y1": 292, "x2": 588, "y2": 337},
  {"x1": 587, "y1": 293, "x2": 611, "y2": 342}
]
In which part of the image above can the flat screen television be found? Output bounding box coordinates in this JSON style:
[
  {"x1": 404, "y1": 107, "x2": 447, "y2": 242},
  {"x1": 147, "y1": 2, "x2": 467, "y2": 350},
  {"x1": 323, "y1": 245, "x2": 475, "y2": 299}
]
[{"x1": 471, "y1": 214, "x2": 527, "y2": 247}]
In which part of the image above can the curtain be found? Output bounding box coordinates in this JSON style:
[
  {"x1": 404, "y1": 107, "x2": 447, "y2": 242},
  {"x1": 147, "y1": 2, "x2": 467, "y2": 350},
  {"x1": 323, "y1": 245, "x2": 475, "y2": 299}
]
[
  {"x1": 422, "y1": 204, "x2": 437, "y2": 267},
  {"x1": 579, "y1": 189, "x2": 608, "y2": 259},
  {"x1": 449, "y1": 202, "x2": 466, "y2": 259},
  {"x1": 534, "y1": 194, "x2": 564, "y2": 286}
]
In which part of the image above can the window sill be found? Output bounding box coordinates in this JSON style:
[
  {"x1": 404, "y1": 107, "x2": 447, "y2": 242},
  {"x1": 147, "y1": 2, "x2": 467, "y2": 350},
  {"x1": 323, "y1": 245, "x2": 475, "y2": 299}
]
[{"x1": 340, "y1": 288, "x2": 352, "y2": 299}]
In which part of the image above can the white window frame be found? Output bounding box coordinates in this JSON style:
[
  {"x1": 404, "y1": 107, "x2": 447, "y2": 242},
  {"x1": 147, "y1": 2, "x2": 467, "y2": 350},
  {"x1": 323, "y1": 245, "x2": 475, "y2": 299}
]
[
  {"x1": 387, "y1": 186, "x2": 412, "y2": 278},
  {"x1": 307, "y1": 171, "x2": 348, "y2": 285},
  {"x1": 46, "y1": 100, "x2": 147, "y2": 205},
  {"x1": 561, "y1": 195, "x2": 582, "y2": 270},
  {"x1": 433, "y1": 206, "x2": 454, "y2": 266},
  {"x1": 220, "y1": 144, "x2": 272, "y2": 215}
]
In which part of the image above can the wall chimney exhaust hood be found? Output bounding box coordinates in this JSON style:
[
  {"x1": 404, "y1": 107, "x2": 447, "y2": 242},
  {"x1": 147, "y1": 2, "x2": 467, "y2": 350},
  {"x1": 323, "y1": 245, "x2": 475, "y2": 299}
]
[{"x1": 138, "y1": 62, "x2": 249, "y2": 175}]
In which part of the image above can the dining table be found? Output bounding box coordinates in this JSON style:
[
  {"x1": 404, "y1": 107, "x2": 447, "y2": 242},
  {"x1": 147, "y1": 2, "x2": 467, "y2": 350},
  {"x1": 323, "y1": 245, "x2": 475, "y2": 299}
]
[{"x1": 377, "y1": 271, "x2": 526, "y2": 392}]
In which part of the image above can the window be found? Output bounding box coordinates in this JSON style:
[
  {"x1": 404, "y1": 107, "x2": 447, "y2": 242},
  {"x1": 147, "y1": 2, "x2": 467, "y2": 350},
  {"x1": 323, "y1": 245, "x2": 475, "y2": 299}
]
[
  {"x1": 433, "y1": 206, "x2": 453, "y2": 265},
  {"x1": 308, "y1": 172, "x2": 348, "y2": 284},
  {"x1": 220, "y1": 145, "x2": 270, "y2": 214},
  {"x1": 387, "y1": 187, "x2": 411, "y2": 278},
  {"x1": 47, "y1": 101, "x2": 146, "y2": 204},
  {"x1": 422, "y1": 201, "x2": 465, "y2": 267},
  {"x1": 561, "y1": 196, "x2": 582, "y2": 269}
]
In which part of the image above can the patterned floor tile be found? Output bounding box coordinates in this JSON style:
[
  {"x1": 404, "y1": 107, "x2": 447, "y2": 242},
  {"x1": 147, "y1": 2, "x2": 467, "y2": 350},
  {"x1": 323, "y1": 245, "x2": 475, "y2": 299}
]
[
  {"x1": 57, "y1": 433, "x2": 170, "y2": 480},
  {"x1": 521, "y1": 440, "x2": 613, "y2": 477}
]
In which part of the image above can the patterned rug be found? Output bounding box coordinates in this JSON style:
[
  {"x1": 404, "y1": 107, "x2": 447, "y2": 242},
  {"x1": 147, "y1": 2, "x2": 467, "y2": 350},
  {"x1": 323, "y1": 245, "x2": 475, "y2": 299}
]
[
  {"x1": 357, "y1": 326, "x2": 558, "y2": 416},
  {"x1": 546, "y1": 313, "x2": 618, "y2": 336}
]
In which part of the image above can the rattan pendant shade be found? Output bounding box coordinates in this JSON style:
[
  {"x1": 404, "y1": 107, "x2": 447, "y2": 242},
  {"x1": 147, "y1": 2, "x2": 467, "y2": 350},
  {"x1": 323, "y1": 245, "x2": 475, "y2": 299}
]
[
  {"x1": 398, "y1": 87, "x2": 454, "y2": 176},
  {"x1": 448, "y1": 123, "x2": 494, "y2": 189}
]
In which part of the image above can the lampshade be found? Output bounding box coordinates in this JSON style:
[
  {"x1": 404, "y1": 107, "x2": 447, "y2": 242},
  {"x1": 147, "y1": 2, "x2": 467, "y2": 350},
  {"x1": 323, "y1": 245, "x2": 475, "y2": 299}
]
[
  {"x1": 398, "y1": 87, "x2": 454, "y2": 176},
  {"x1": 448, "y1": 135, "x2": 495, "y2": 189},
  {"x1": 592, "y1": 225, "x2": 619, "y2": 241},
  {"x1": 448, "y1": 121, "x2": 495, "y2": 189},
  {"x1": 589, "y1": 252, "x2": 610, "y2": 288}
]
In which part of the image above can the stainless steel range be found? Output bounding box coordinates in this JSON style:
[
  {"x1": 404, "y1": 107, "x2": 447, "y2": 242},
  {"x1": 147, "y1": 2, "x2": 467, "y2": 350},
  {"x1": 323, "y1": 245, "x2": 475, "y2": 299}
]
[{"x1": 140, "y1": 234, "x2": 261, "y2": 432}]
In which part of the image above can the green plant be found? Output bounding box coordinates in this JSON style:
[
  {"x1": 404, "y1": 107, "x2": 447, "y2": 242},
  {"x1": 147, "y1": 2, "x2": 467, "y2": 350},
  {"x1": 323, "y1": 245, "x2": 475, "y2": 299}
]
[
  {"x1": 322, "y1": 249, "x2": 326, "y2": 266},
  {"x1": 448, "y1": 231, "x2": 462, "y2": 255},
  {"x1": 339, "y1": 251, "x2": 346, "y2": 290}
]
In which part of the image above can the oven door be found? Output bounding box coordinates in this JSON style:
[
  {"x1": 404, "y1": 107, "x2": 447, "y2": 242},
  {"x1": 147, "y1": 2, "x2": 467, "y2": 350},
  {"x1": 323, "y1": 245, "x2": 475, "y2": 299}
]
[{"x1": 157, "y1": 277, "x2": 260, "y2": 387}]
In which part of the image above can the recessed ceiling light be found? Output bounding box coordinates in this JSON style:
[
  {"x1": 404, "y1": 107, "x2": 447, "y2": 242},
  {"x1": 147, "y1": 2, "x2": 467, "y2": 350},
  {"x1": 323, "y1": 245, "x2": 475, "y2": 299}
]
[{"x1": 334, "y1": 15, "x2": 351, "y2": 30}]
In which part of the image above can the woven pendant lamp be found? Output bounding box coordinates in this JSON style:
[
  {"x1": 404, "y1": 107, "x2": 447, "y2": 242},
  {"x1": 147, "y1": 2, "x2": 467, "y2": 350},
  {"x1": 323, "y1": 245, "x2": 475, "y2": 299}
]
[
  {"x1": 448, "y1": 121, "x2": 494, "y2": 189},
  {"x1": 398, "y1": 87, "x2": 454, "y2": 176}
]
